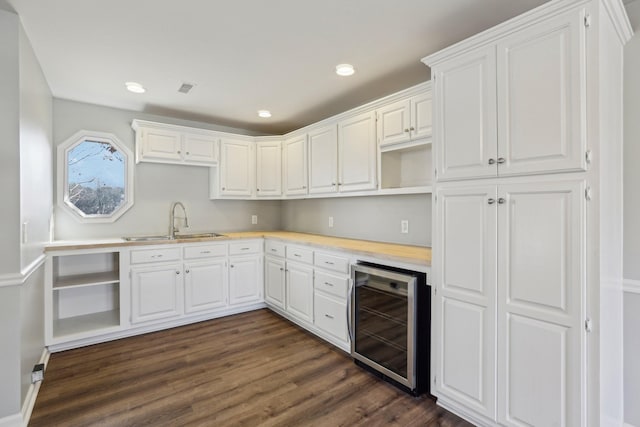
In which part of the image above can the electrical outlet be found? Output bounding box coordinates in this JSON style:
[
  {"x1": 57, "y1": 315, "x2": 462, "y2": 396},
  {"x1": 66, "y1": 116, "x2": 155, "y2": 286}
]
[
  {"x1": 401, "y1": 220, "x2": 409, "y2": 234},
  {"x1": 251, "y1": 215, "x2": 258, "y2": 225},
  {"x1": 31, "y1": 363, "x2": 44, "y2": 383},
  {"x1": 328, "y1": 216, "x2": 334, "y2": 228}
]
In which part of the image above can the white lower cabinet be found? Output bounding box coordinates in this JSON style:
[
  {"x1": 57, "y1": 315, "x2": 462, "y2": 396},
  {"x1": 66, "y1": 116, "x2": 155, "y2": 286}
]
[
  {"x1": 131, "y1": 263, "x2": 183, "y2": 324},
  {"x1": 433, "y1": 178, "x2": 584, "y2": 426},
  {"x1": 229, "y1": 255, "x2": 263, "y2": 306},
  {"x1": 184, "y1": 259, "x2": 227, "y2": 313},
  {"x1": 264, "y1": 256, "x2": 286, "y2": 309},
  {"x1": 285, "y1": 261, "x2": 314, "y2": 323},
  {"x1": 313, "y1": 291, "x2": 347, "y2": 342}
]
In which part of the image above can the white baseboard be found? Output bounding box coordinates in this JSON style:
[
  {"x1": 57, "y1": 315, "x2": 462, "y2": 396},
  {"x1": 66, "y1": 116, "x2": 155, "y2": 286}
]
[
  {"x1": 20, "y1": 348, "x2": 50, "y2": 427},
  {"x1": 624, "y1": 279, "x2": 640, "y2": 294},
  {"x1": 0, "y1": 414, "x2": 22, "y2": 427}
]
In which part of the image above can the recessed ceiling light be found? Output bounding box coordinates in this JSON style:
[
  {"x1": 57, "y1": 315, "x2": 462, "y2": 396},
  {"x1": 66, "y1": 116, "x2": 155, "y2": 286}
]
[
  {"x1": 258, "y1": 110, "x2": 272, "y2": 118},
  {"x1": 125, "y1": 82, "x2": 146, "y2": 93},
  {"x1": 335, "y1": 64, "x2": 355, "y2": 77}
]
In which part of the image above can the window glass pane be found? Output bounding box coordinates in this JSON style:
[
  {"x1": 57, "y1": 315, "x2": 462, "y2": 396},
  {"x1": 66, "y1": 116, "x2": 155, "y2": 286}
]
[{"x1": 67, "y1": 140, "x2": 125, "y2": 216}]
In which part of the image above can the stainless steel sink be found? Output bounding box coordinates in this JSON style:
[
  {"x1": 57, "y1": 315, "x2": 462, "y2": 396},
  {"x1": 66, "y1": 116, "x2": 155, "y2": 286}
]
[
  {"x1": 174, "y1": 232, "x2": 227, "y2": 239},
  {"x1": 123, "y1": 235, "x2": 172, "y2": 242}
]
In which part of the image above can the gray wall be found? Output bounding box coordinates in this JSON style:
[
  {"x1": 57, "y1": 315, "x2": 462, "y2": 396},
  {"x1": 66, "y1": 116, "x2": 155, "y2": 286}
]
[
  {"x1": 282, "y1": 194, "x2": 431, "y2": 246},
  {"x1": 625, "y1": 2, "x2": 640, "y2": 426},
  {"x1": 53, "y1": 99, "x2": 282, "y2": 240}
]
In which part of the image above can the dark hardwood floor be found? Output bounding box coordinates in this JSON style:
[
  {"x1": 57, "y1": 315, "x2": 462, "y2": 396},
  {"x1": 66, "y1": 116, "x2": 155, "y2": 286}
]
[{"x1": 30, "y1": 309, "x2": 472, "y2": 426}]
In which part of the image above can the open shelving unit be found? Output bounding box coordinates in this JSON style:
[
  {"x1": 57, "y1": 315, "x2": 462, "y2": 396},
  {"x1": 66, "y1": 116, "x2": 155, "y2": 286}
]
[
  {"x1": 378, "y1": 139, "x2": 432, "y2": 194},
  {"x1": 47, "y1": 251, "x2": 123, "y2": 343}
]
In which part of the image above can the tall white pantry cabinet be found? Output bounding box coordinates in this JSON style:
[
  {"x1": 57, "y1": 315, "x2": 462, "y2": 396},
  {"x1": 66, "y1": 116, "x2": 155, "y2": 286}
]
[{"x1": 422, "y1": 0, "x2": 632, "y2": 426}]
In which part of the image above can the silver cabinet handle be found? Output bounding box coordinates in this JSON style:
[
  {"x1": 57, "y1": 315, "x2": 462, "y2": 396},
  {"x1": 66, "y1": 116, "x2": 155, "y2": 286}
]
[
  {"x1": 346, "y1": 281, "x2": 353, "y2": 342},
  {"x1": 324, "y1": 314, "x2": 334, "y2": 319},
  {"x1": 498, "y1": 198, "x2": 506, "y2": 204},
  {"x1": 241, "y1": 247, "x2": 250, "y2": 250},
  {"x1": 324, "y1": 261, "x2": 334, "y2": 265},
  {"x1": 151, "y1": 254, "x2": 163, "y2": 258},
  {"x1": 488, "y1": 198, "x2": 496, "y2": 205},
  {"x1": 497, "y1": 157, "x2": 506, "y2": 164},
  {"x1": 271, "y1": 248, "x2": 277, "y2": 252},
  {"x1": 294, "y1": 253, "x2": 301, "y2": 257},
  {"x1": 201, "y1": 250, "x2": 211, "y2": 254},
  {"x1": 488, "y1": 158, "x2": 496, "y2": 165},
  {"x1": 324, "y1": 282, "x2": 334, "y2": 287}
]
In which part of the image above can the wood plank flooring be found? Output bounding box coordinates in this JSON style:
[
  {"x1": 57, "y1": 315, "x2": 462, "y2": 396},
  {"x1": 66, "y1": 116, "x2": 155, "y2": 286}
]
[{"x1": 30, "y1": 309, "x2": 471, "y2": 426}]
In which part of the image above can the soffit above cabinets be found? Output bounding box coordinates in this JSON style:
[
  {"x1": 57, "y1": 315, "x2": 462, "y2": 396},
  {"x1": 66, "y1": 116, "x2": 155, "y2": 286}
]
[{"x1": 9, "y1": 0, "x2": 551, "y2": 134}]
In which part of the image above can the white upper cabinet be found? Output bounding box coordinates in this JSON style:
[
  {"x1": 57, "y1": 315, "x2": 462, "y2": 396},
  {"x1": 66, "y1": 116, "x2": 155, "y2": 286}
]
[
  {"x1": 431, "y1": 46, "x2": 498, "y2": 181},
  {"x1": 338, "y1": 111, "x2": 377, "y2": 192},
  {"x1": 377, "y1": 92, "x2": 432, "y2": 147},
  {"x1": 132, "y1": 120, "x2": 219, "y2": 166},
  {"x1": 308, "y1": 124, "x2": 338, "y2": 194},
  {"x1": 430, "y1": 7, "x2": 586, "y2": 182},
  {"x1": 256, "y1": 140, "x2": 282, "y2": 197},
  {"x1": 283, "y1": 134, "x2": 308, "y2": 196},
  {"x1": 219, "y1": 139, "x2": 254, "y2": 197},
  {"x1": 496, "y1": 8, "x2": 586, "y2": 177}
]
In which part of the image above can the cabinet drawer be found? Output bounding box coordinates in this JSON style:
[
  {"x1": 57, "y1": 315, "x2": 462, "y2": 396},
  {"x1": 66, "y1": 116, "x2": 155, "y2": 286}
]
[
  {"x1": 314, "y1": 252, "x2": 349, "y2": 273},
  {"x1": 286, "y1": 245, "x2": 313, "y2": 264},
  {"x1": 229, "y1": 241, "x2": 262, "y2": 255},
  {"x1": 184, "y1": 244, "x2": 226, "y2": 259},
  {"x1": 130, "y1": 247, "x2": 181, "y2": 264},
  {"x1": 314, "y1": 293, "x2": 348, "y2": 342},
  {"x1": 265, "y1": 240, "x2": 285, "y2": 258},
  {"x1": 314, "y1": 271, "x2": 349, "y2": 299}
]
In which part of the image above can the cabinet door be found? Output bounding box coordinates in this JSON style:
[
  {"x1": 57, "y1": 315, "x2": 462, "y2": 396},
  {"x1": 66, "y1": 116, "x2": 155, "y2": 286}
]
[
  {"x1": 256, "y1": 141, "x2": 282, "y2": 197},
  {"x1": 183, "y1": 133, "x2": 218, "y2": 165},
  {"x1": 411, "y1": 92, "x2": 433, "y2": 140},
  {"x1": 497, "y1": 9, "x2": 586, "y2": 177},
  {"x1": 229, "y1": 256, "x2": 262, "y2": 305},
  {"x1": 184, "y1": 259, "x2": 227, "y2": 314},
  {"x1": 283, "y1": 135, "x2": 308, "y2": 196},
  {"x1": 286, "y1": 262, "x2": 314, "y2": 323},
  {"x1": 131, "y1": 263, "x2": 183, "y2": 324},
  {"x1": 220, "y1": 139, "x2": 254, "y2": 197},
  {"x1": 264, "y1": 256, "x2": 286, "y2": 310},
  {"x1": 308, "y1": 125, "x2": 338, "y2": 194},
  {"x1": 433, "y1": 46, "x2": 497, "y2": 181},
  {"x1": 139, "y1": 127, "x2": 183, "y2": 162},
  {"x1": 338, "y1": 112, "x2": 377, "y2": 192},
  {"x1": 497, "y1": 180, "x2": 584, "y2": 427},
  {"x1": 433, "y1": 185, "x2": 497, "y2": 419},
  {"x1": 377, "y1": 99, "x2": 411, "y2": 147}
]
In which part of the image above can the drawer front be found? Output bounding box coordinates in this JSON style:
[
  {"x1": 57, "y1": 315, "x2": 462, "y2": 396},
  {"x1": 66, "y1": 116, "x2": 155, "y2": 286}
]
[
  {"x1": 130, "y1": 247, "x2": 181, "y2": 264},
  {"x1": 229, "y1": 241, "x2": 262, "y2": 255},
  {"x1": 314, "y1": 293, "x2": 348, "y2": 342},
  {"x1": 184, "y1": 244, "x2": 226, "y2": 259},
  {"x1": 286, "y1": 245, "x2": 313, "y2": 264},
  {"x1": 265, "y1": 240, "x2": 285, "y2": 258},
  {"x1": 314, "y1": 271, "x2": 349, "y2": 299},
  {"x1": 314, "y1": 251, "x2": 349, "y2": 273}
]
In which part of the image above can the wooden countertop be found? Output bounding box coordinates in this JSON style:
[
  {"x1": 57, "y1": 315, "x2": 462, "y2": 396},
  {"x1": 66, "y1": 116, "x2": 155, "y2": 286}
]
[{"x1": 45, "y1": 231, "x2": 431, "y2": 266}]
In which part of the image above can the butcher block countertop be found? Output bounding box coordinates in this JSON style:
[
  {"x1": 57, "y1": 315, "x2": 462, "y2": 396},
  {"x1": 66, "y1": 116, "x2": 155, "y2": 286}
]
[{"x1": 45, "y1": 231, "x2": 431, "y2": 266}]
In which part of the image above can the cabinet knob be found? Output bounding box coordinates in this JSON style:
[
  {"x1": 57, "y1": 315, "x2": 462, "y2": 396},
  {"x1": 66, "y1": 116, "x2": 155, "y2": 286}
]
[
  {"x1": 186, "y1": 151, "x2": 190, "y2": 155},
  {"x1": 257, "y1": 188, "x2": 260, "y2": 191},
  {"x1": 302, "y1": 185, "x2": 307, "y2": 189},
  {"x1": 280, "y1": 267, "x2": 284, "y2": 271},
  {"x1": 404, "y1": 128, "x2": 410, "y2": 133},
  {"x1": 488, "y1": 158, "x2": 496, "y2": 165},
  {"x1": 497, "y1": 157, "x2": 506, "y2": 164},
  {"x1": 410, "y1": 126, "x2": 415, "y2": 131},
  {"x1": 222, "y1": 187, "x2": 226, "y2": 190},
  {"x1": 331, "y1": 183, "x2": 336, "y2": 186},
  {"x1": 176, "y1": 271, "x2": 180, "y2": 275},
  {"x1": 488, "y1": 198, "x2": 496, "y2": 205},
  {"x1": 185, "y1": 269, "x2": 190, "y2": 273},
  {"x1": 177, "y1": 150, "x2": 181, "y2": 154},
  {"x1": 230, "y1": 264, "x2": 234, "y2": 268},
  {"x1": 498, "y1": 198, "x2": 506, "y2": 204}
]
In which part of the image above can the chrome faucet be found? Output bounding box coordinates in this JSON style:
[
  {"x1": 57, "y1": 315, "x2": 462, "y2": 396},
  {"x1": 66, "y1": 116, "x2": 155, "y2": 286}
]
[{"x1": 169, "y1": 202, "x2": 189, "y2": 239}]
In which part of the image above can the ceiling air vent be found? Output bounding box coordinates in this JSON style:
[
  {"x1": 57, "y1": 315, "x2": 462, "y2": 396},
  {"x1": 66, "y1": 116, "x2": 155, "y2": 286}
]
[{"x1": 178, "y1": 82, "x2": 195, "y2": 94}]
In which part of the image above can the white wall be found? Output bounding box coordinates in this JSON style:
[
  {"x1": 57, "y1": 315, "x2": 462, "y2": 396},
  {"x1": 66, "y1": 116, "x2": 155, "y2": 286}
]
[
  {"x1": 53, "y1": 99, "x2": 282, "y2": 240},
  {"x1": 624, "y1": 1, "x2": 640, "y2": 426},
  {"x1": 282, "y1": 194, "x2": 431, "y2": 246}
]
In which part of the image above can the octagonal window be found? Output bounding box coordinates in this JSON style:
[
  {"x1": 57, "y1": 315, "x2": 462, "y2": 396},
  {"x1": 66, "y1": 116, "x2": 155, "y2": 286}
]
[{"x1": 57, "y1": 131, "x2": 134, "y2": 223}]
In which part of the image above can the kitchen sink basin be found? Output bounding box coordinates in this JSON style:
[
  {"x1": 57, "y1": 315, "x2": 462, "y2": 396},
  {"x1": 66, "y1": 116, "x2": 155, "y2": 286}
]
[
  {"x1": 174, "y1": 232, "x2": 227, "y2": 239},
  {"x1": 123, "y1": 235, "x2": 172, "y2": 242}
]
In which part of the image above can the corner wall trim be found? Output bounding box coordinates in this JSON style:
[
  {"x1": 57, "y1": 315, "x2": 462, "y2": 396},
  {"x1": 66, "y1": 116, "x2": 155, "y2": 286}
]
[
  {"x1": 624, "y1": 279, "x2": 640, "y2": 294},
  {"x1": 21, "y1": 348, "x2": 50, "y2": 427},
  {"x1": 0, "y1": 254, "x2": 45, "y2": 288}
]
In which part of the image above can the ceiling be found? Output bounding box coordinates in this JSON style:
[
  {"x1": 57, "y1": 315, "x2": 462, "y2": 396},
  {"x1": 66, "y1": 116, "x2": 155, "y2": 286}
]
[{"x1": 5, "y1": 0, "x2": 578, "y2": 134}]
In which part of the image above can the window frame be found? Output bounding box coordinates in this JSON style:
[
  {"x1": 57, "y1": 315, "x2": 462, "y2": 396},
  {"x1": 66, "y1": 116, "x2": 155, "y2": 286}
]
[{"x1": 56, "y1": 130, "x2": 134, "y2": 223}]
